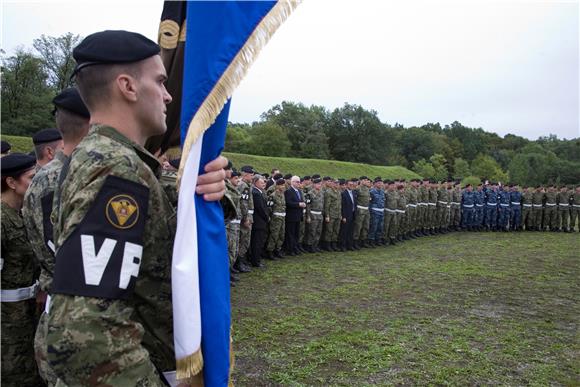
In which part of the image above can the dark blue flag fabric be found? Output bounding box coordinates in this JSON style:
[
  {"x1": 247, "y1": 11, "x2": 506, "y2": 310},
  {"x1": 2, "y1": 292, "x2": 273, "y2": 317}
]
[{"x1": 168, "y1": 1, "x2": 299, "y2": 386}]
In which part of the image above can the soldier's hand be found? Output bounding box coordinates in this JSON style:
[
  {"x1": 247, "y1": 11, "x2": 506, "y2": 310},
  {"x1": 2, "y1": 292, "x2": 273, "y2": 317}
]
[
  {"x1": 299, "y1": 202, "x2": 306, "y2": 208},
  {"x1": 36, "y1": 290, "x2": 47, "y2": 314},
  {"x1": 325, "y1": 216, "x2": 330, "y2": 223},
  {"x1": 342, "y1": 217, "x2": 347, "y2": 223},
  {"x1": 243, "y1": 219, "x2": 251, "y2": 228},
  {"x1": 197, "y1": 156, "x2": 227, "y2": 201},
  {"x1": 306, "y1": 217, "x2": 311, "y2": 223}
]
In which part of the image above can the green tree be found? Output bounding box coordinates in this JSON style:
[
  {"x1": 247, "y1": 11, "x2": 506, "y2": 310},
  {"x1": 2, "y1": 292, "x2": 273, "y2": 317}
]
[
  {"x1": 225, "y1": 123, "x2": 251, "y2": 153},
  {"x1": 412, "y1": 159, "x2": 436, "y2": 179},
  {"x1": 247, "y1": 122, "x2": 291, "y2": 157},
  {"x1": 453, "y1": 158, "x2": 471, "y2": 180},
  {"x1": 33, "y1": 33, "x2": 82, "y2": 91},
  {"x1": 429, "y1": 153, "x2": 449, "y2": 181},
  {"x1": 1, "y1": 49, "x2": 54, "y2": 136},
  {"x1": 471, "y1": 154, "x2": 508, "y2": 183}
]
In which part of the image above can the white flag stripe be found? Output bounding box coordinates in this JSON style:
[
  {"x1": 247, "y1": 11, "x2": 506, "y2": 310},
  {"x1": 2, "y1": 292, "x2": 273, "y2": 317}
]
[{"x1": 172, "y1": 135, "x2": 204, "y2": 358}]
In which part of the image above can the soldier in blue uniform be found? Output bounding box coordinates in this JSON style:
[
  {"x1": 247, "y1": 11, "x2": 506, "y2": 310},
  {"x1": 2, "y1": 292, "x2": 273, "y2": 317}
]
[
  {"x1": 368, "y1": 177, "x2": 385, "y2": 246},
  {"x1": 497, "y1": 184, "x2": 511, "y2": 231},
  {"x1": 474, "y1": 183, "x2": 485, "y2": 231},
  {"x1": 461, "y1": 184, "x2": 475, "y2": 230},
  {"x1": 485, "y1": 182, "x2": 499, "y2": 231},
  {"x1": 510, "y1": 184, "x2": 522, "y2": 231}
]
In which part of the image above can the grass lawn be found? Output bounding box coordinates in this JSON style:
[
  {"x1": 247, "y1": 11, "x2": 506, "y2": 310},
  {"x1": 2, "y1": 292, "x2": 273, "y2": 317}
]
[{"x1": 231, "y1": 232, "x2": 579, "y2": 386}]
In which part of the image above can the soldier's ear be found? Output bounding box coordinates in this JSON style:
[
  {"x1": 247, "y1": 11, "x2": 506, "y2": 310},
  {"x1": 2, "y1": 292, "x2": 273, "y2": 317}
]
[{"x1": 5, "y1": 176, "x2": 17, "y2": 190}]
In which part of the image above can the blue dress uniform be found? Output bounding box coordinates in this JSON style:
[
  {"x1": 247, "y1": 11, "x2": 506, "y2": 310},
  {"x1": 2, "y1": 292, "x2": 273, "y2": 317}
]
[
  {"x1": 510, "y1": 190, "x2": 522, "y2": 231},
  {"x1": 497, "y1": 188, "x2": 511, "y2": 231},
  {"x1": 485, "y1": 188, "x2": 499, "y2": 230},
  {"x1": 474, "y1": 188, "x2": 485, "y2": 229},
  {"x1": 368, "y1": 184, "x2": 385, "y2": 244},
  {"x1": 461, "y1": 189, "x2": 475, "y2": 229}
]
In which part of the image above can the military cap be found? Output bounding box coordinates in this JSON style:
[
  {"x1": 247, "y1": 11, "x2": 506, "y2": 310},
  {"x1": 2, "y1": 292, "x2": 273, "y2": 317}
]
[
  {"x1": 322, "y1": 176, "x2": 331, "y2": 181},
  {"x1": 263, "y1": 173, "x2": 269, "y2": 179},
  {"x1": 382, "y1": 179, "x2": 390, "y2": 184},
  {"x1": 350, "y1": 177, "x2": 358, "y2": 182},
  {"x1": 32, "y1": 128, "x2": 62, "y2": 145},
  {"x1": 169, "y1": 158, "x2": 181, "y2": 169},
  {"x1": 273, "y1": 173, "x2": 283, "y2": 180},
  {"x1": 311, "y1": 174, "x2": 321, "y2": 179},
  {"x1": 1, "y1": 153, "x2": 36, "y2": 177},
  {"x1": 312, "y1": 178, "x2": 322, "y2": 184},
  {"x1": 360, "y1": 176, "x2": 369, "y2": 181},
  {"x1": 276, "y1": 178, "x2": 285, "y2": 186},
  {"x1": 240, "y1": 165, "x2": 255, "y2": 174},
  {"x1": 231, "y1": 171, "x2": 241, "y2": 177},
  {"x1": 338, "y1": 179, "x2": 346, "y2": 185},
  {"x1": 1, "y1": 140, "x2": 11, "y2": 154},
  {"x1": 52, "y1": 87, "x2": 90, "y2": 118},
  {"x1": 303, "y1": 175, "x2": 311, "y2": 181},
  {"x1": 225, "y1": 160, "x2": 233, "y2": 170},
  {"x1": 283, "y1": 173, "x2": 292, "y2": 180},
  {"x1": 374, "y1": 177, "x2": 382, "y2": 183},
  {"x1": 28, "y1": 150, "x2": 37, "y2": 160},
  {"x1": 72, "y1": 30, "x2": 160, "y2": 76}
]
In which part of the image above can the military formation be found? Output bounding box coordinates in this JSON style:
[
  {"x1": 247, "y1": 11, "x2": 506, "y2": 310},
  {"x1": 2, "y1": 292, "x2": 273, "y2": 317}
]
[
  {"x1": 1, "y1": 29, "x2": 579, "y2": 387},
  {"x1": 224, "y1": 173, "x2": 580, "y2": 285}
]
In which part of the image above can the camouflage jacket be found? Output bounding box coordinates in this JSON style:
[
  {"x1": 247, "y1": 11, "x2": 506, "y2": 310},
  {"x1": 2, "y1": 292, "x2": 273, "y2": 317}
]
[
  {"x1": 306, "y1": 188, "x2": 324, "y2": 218},
  {"x1": 237, "y1": 179, "x2": 254, "y2": 222},
  {"x1": 268, "y1": 189, "x2": 286, "y2": 215},
  {"x1": 47, "y1": 125, "x2": 175, "y2": 385},
  {"x1": 355, "y1": 185, "x2": 370, "y2": 206},
  {"x1": 22, "y1": 151, "x2": 67, "y2": 292},
  {"x1": 323, "y1": 188, "x2": 341, "y2": 218},
  {"x1": 225, "y1": 179, "x2": 242, "y2": 222}
]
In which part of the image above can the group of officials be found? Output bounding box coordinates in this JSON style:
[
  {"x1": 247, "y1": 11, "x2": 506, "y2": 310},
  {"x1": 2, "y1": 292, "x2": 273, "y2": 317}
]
[{"x1": 224, "y1": 172, "x2": 580, "y2": 284}]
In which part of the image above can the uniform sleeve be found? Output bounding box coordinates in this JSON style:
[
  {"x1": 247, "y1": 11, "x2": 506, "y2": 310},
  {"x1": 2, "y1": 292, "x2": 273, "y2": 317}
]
[{"x1": 47, "y1": 159, "x2": 164, "y2": 386}]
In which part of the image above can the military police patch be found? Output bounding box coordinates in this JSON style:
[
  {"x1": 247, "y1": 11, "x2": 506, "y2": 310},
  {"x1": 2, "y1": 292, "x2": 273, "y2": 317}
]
[
  {"x1": 106, "y1": 194, "x2": 139, "y2": 229},
  {"x1": 52, "y1": 175, "x2": 149, "y2": 300}
]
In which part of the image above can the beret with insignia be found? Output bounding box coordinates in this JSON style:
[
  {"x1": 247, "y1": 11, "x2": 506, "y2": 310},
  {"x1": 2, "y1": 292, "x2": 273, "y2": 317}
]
[
  {"x1": 231, "y1": 171, "x2": 241, "y2": 177},
  {"x1": 240, "y1": 165, "x2": 254, "y2": 174},
  {"x1": 350, "y1": 178, "x2": 358, "y2": 182},
  {"x1": 374, "y1": 177, "x2": 382, "y2": 183},
  {"x1": 311, "y1": 174, "x2": 321, "y2": 179},
  {"x1": 1, "y1": 140, "x2": 11, "y2": 154},
  {"x1": 273, "y1": 173, "x2": 283, "y2": 180},
  {"x1": 322, "y1": 176, "x2": 331, "y2": 181},
  {"x1": 313, "y1": 178, "x2": 321, "y2": 184},
  {"x1": 33, "y1": 128, "x2": 62, "y2": 145},
  {"x1": 302, "y1": 175, "x2": 311, "y2": 181},
  {"x1": 263, "y1": 173, "x2": 269, "y2": 179},
  {"x1": 383, "y1": 179, "x2": 390, "y2": 184},
  {"x1": 360, "y1": 176, "x2": 369, "y2": 181},
  {"x1": 1, "y1": 153, "x2": 36, "y2": 177},
  {"x1": 338, "y1": 179, "x2": 346, "y2": 185},
  {"x1": 276, "y1": 178, "x2": 285, "y2": 186},
  {"x1": 72, "y1": 30, "x2": 160, "y2": 76},
  {"x1": 53, "y1": 87, "x2": 90, "y2": 118},
  {"x1": 283, "y1": 173, "x2": 292, "y2": 180}
]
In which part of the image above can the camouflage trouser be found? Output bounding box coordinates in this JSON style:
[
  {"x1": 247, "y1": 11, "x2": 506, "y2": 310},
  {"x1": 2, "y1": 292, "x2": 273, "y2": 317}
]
[
  {"x1": 450, "y1": 205, "x2": 461, "y2": 227},
  {"x1": 428, "y1": 204, "x2": 437, "y2": 228},
  {"x1": 299, "y1": 217, "x2": 306, "y2": 244},
  {"x1": 267, "y1": 215, "x2": 285, "y2": 251},
  {"x1": 226, "y1": 222, "x2": 240, "y2": 266},
  {"x1": 322, "y1": 217, "x2": 340, "y2": 242},
  {"x1": 485, "y1": 206, "x2": 498, "y2": 228},
  {"x1": 532, "y1": 207, "x2": 543, "y2": 229},
  {"x1": 353, "y1": 208, "x2": 370, "y2": 241},
  {"x1": 436, "y1": 205, "x2": 446, "y2": 228},
  {"x1": 474, "y1": 205, "x2": 484, "y2": 226},
  {"x1": 557, "y1": 207, "x2": 570, "y2": 230},
  {"x1": 397, "y1": 212, "x2": 406, "y2": 236},
  {"x1": 462, "y1": 207, "x2": 474, "y2": 227},
  {"x1": 306, "y1": 214, "x2": 323, "y2": 246},
  {"x1": 570, "y1": 206, "x2": 580, "y2": 230},
  {"x1": 383, "y1": 210, "x2": 397, "y2": 239},
  {"x1": 521, "y1": 206, "x2": 532, "y2": 229},
  {"x1": 1, "y1": 300, "x2": 44, "y2": 387},
  {"x1": 543, "y1": 206, "x2": 557, "y2": 229},
  {"x1": 498, "y1": 205, "x2": 510, "y2": 229},
  {"x1": 417, "y1": 204, "x2": 426, "y2": 229},
  {"x1": 35, "y1": 310, "x2": 59, "y2": 386},
  {"x1": 238, "y1": 221, "x2": 252, "y2": 259},
  {"x1": 407, "y1": 206, "x2": 417, "y2": 232}
]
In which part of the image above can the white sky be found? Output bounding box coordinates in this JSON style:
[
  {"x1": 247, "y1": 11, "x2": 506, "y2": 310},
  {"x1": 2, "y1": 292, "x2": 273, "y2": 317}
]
[{"x1": 2, "y1": 0, "x2": 579, "y2": 140}]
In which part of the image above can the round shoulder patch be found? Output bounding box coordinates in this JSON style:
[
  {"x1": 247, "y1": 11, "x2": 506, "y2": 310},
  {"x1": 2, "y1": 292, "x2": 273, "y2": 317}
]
[{"x1": 106, "y1": 194, "x2": 140, "y2": 229}]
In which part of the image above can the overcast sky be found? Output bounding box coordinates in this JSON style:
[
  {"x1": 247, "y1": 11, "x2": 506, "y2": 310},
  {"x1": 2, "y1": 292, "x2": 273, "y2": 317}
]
[{"x1": 2, "y1": 0, "x2": 579, "y2": 140}]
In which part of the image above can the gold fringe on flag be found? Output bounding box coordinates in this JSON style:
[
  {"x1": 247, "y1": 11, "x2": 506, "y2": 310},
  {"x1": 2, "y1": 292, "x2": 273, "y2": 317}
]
[
  {"x1": 177, "y1": 0, "x2": 301, "y2": 188},
  {"x1": 176, "y1": 347, "x2": 204, "y2": 382}
]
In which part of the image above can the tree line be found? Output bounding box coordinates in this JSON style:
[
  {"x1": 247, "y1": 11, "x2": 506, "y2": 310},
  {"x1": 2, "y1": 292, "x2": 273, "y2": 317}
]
[{"x1": 2, "y1": 33, "x2": 578, "y2": 186}]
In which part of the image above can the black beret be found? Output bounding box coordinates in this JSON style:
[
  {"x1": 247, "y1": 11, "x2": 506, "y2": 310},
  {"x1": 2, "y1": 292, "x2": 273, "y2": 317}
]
[
  {"x1": 1, "y1": 153, "x2": 36, "y2": 176},
  {"x1": 311, "y1": 174, "x2": 321, "y2": 179},
  {"x1": 1, "y1": 140, "x2": 11, "y2": 154},
  {"x1": 322, "y1": 176, "x2": 331, "y2": 181},
  {"x1": 32, "y1": 128, "x2": 62, "y2": 145},
  {"x1": 338, "y1": 179, "x2": 346, "y2": 185},
  {"x1": 241, "y1": 165, "x2": 254, "y2": 174},
  {"x1": 52, "y1": 87, "x2": 90, "y2": 118},
  {"x1": 169, "y1": 158, "x2": 181, "y2": 169},
  {"x1": 312, "y1": 178, "x2": 321, "y2": 184},
  {"x1": 283, "y1": 173, "x2": 292, "y2": 180},
  {"x1": 276, "y1": 178, "x2": 285, "y2": 186},
  {"x1": 225, "y1": 160, "x2": 233, "y2": 170},
  {"x1": 374, "y1": 177, "x2": 382, "y2": 183},
  {"x1": 231, "y1": 171, "x2": 241, "y2": 177},
  {"x1": 263, "y1": 173, "x2": 269, "y2": 178},
  {"x1": 350, "y1": 178, "x2": 358, "y2": 182},
  {"x1": 273, "y1": 173, "x2": 283, "y2": 180},
  {"x1": 359, "y1": 176, "x2": 369, "y2": 180},
  {"x1": 303, "y1": 175, "x2": 311, "y2": 180},
  {"x1": 73, "y1": 30, "x2": 160, "y2": 77}
]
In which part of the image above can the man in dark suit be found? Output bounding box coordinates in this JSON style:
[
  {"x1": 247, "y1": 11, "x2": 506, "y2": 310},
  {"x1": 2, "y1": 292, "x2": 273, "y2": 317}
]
[
  {"x1": 250, "y1": 175, "x2": 269, "y2": 268},
  {"x1": 339, "y1": 178, "x2": 358, "y2": 251},
  {"x1": 284, "y1": 175, "x2": 306, "y2": 255},
  {"x1": 265, "y1": 168, "x2": 280, "y2": 190}
]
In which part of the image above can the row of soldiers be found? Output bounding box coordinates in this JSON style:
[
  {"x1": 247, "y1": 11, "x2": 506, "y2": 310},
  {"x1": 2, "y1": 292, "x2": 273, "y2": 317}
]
[{"x1": 223, "y1": 172, "x2": 580, "y2": 281}]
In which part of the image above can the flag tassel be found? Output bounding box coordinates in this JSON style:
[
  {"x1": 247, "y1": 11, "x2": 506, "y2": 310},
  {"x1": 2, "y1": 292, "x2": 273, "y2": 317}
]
[{"x1": 176, "y1": 347, "x2": 204, "y2": 381}]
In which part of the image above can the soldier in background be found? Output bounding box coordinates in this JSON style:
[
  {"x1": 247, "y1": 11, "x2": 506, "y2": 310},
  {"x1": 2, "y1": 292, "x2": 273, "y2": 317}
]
[
  {"x1": 395, "y1": 182, "x2": 408, "y2": 242},
  {"x1": 266, "y1": 179, "x2": 287, "y2": 259},
  {"x1": 521, "y1": 186, "x2": 533, "y2": 230},
  {"x1": 570, "y1": 185, "x2": 580, "y2": 232},
  {"x1": 407, "y1": 179, "x2": 419, "y2": 238},
  {"x1": 298, "y1": 176, "x2": 312, "y2": 252},
  {"x1": 225, "y1": 166, "x2": 242, "y2": 285},
  {"x1": 485, "y1": 182, "x2": 499, "y2": 231},
  {"x1": 367, "y1": 177, "x2": 385, "y2": 245},
  {"x1": 531, "y1": 186, "x2": 545, "y2": 231},
  {"x1": 473, "y1": 183, "x2": 485, "y2": 231},
  {"x1": 1, "y1": 153, "x2": 44, "y2": 387},
  {"x1": 509, "y1": 184, "x2": 522, "y2": 231},
  {"x1": 32, "y1": 128, "x2": 64, "y2": 169},
  {"x1": 543, "y1": 185, "x2": 558, "y2": 231},
  {"x1": 383, "y1": 180, "x2": 399, "y2": 245},
  {"x1": 556, "y1": 185, "x2": 572, "y2": 232},
  {"x1": 497, "y1": 184, "x2": 511, "y2": 231},
  {"x1": 353, "y1": 176, "x2": 371, "y2": 248},
  {"x1": 450, "y1": 181, "x2": 462, "y2": 231},
  {"x1": 305, "y1": 177, "x2": 324, "y2": 252},
  {"x1": 461, "y1": 184, "x2": 475, "y2": 231},
  {"x1": 321, "y1": 177, "x2": 340, "y2": 251},
  {"x1": 435, "y1": 180, "x2": 449, "y2": 234},
  {"x1": 236, "y1": 165, "x2": 255, "y2": 272},
  {"x1": 1, "y1": 140, "x2": 11, "y2": 156}
]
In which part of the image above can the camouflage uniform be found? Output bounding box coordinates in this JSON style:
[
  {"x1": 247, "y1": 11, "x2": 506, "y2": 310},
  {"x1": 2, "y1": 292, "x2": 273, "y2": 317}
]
[
  {"x1": 353, "y1": 184, "x2": 370, "y2": 243},
  {"x1": 427, "y1": 186, "x2": 438, "y2": 231},
  {"x1": 556, "y1": 189, "x2": 572, "y2": 231},
  {"x1": 225, "y1": 180, "x2": 241, "y2": 266},
  {"x1": 237, "y1": 179, "x2": 254, "y2": 261},
  {"x1": 396, "y1": 189, "x2": 407, "y2": 239},
  {"x1": 47, "y1": 125, "x2": 176, "y2": 385},
  {"x1": 543, "y1": 190, "x2": 558, "y2": 230},
  {"x1": 383, "y1": 188, "x2": 399, "y2": 242},
  {"x1": 322, "y1": 187, "x2": 340, "y2": 243},
  {"x1": 571, "y1": 190, "x2": 580, "y2": 231},
  {"x1": 450, "y1": 188, "x2": 462, "y2": 230},
  {"x1": 406, "y1": 187, "x2": 418, "y2": 235},
  {"x1": 436, "y1": 186, "x2": 450, "y2": 231},
  {"x1": 532, "y1": 190, "x2": 545, "y2": 230},
  {"x1": 521, "y1": 190, "x2": 533, "y2": 230},
  {"x1": 1, "y1": 202, "x2": 44, "y2": 387},
  {"x1": 418, "y1": 184, "x2": 429, "y2": 232},
  {"x1": 305, "y1": 188, "x2": 324, "y2": 248},
  {"x1": 22, "y1": 151, "x2": 67, "y2": 386},
  {"x1": 266, "y1": 189, "x2": 286, "y2": 253}
]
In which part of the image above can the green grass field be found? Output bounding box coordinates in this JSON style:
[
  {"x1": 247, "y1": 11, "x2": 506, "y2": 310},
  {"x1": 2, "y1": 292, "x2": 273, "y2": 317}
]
[
  {"x1": 0, "y1": 135, "x2": 419, "y2": 179},
  {"x1": 231, "y1": 232, "x2": 579, "y2": 385}
]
